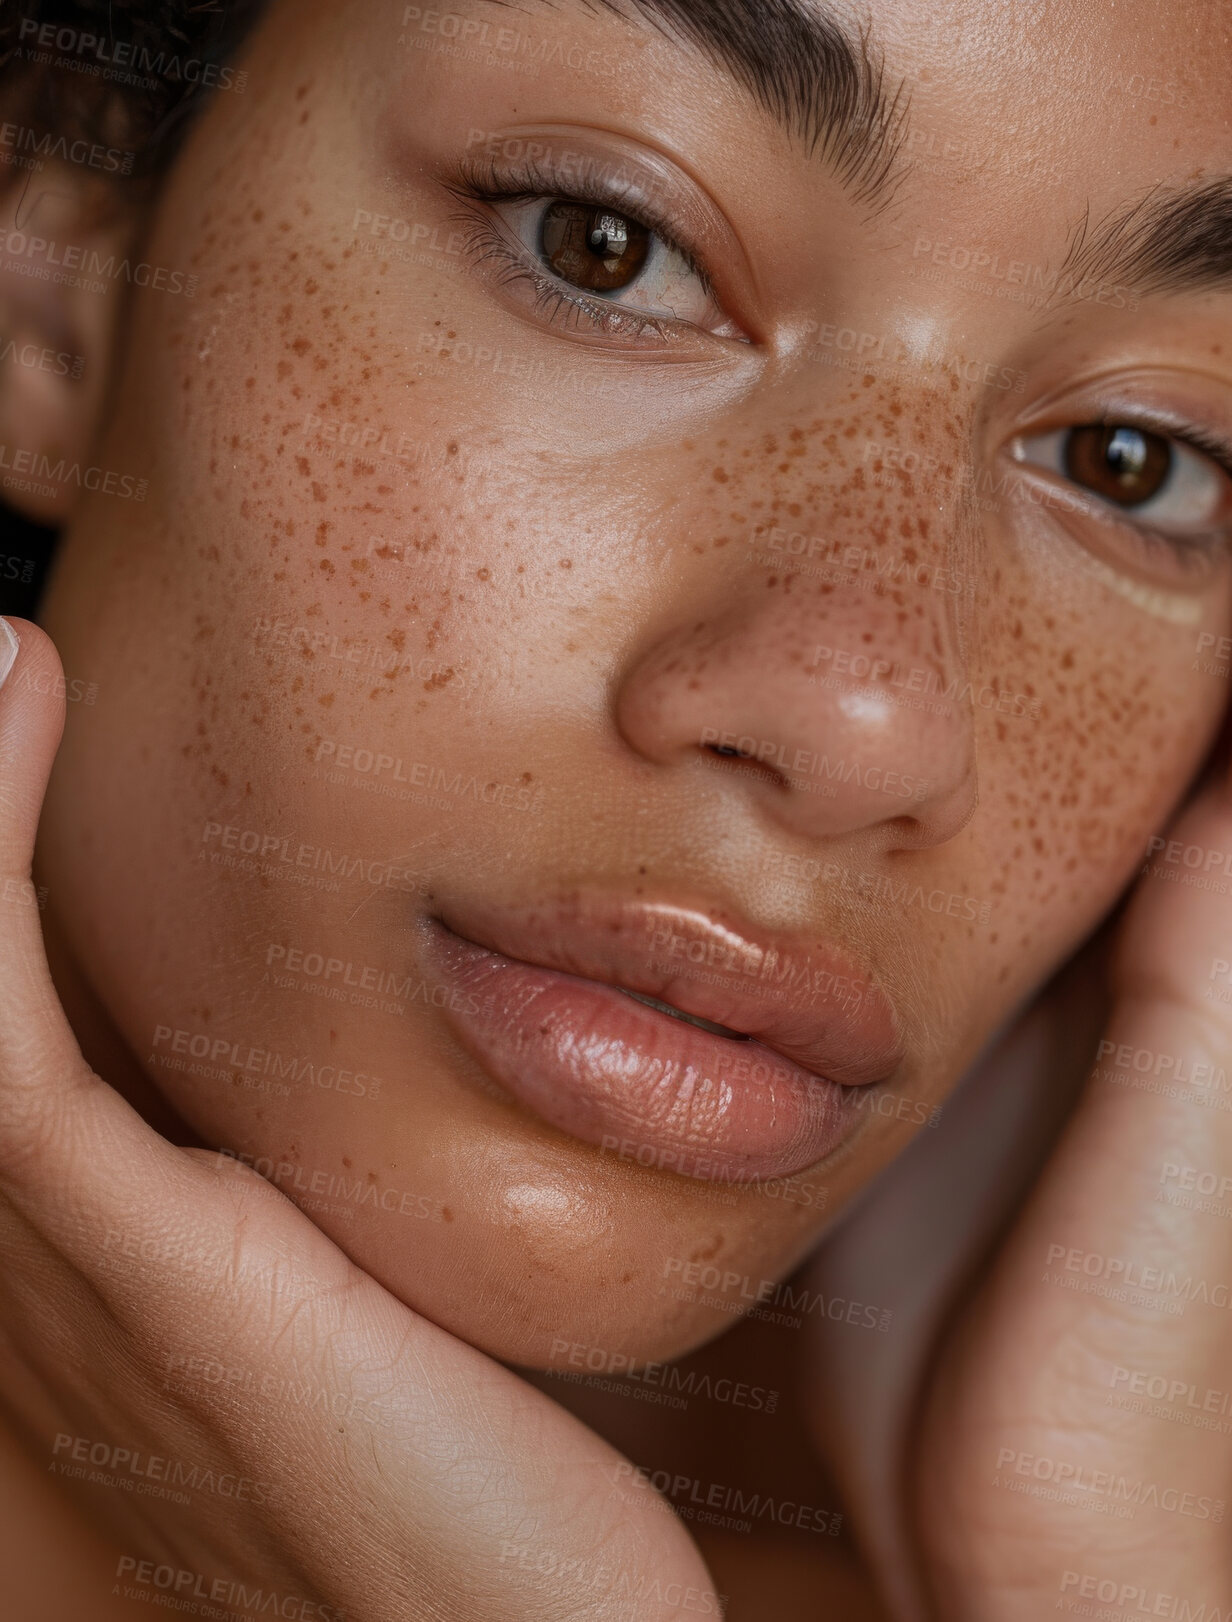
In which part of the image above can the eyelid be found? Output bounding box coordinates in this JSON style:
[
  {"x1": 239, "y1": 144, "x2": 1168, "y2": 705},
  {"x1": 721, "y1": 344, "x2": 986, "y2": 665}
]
[
  {"x1": 437, "y1": 128, "x2": 764, "y2": 339},
  {"x1": 1004, "y1": 419, "x2": 1232, "y2": 593},
  {"x1": 1009, "y1": 413, "x2": 1232, "y2": 530},
  {"x1": 1011, "y1": 418, "x2": 1232, "y2": 482},
  {"x1": 453, "y1": 151, "x2": 713, "y2": 290},
  {"x1": 448, "y1": 202, "x2": 730, "y2": 348},
  {"x1": 1013, "y1": 426, "x2": 1221, "y2": 520},
  {"x1": 1007, "y1": 367, "x2": 1232, "y2": 469}
]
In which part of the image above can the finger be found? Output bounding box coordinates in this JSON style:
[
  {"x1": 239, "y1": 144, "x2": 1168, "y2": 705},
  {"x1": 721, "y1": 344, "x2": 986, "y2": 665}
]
[
  {"x1": 935, "y1": 773, "x2": 1232, "y2": 1567},
  {"x1": 0, "y1": 623, "x2": 403, "y2": 1344},
  {"x1": 1013, "y1": 773, "x2": 1232, "y2": 1329},
  {"x1": 802, "y1": 945, "x2": 1107, "y2": 1622},
  {"x1": 0, "y1": 618, "x2": 206, "y2": 1238},
  {"x1": 0, "y1": 617, "x2": 94, "y2": 1114}
]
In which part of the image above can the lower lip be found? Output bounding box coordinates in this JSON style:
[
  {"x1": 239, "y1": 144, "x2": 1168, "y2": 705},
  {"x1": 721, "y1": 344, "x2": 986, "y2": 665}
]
[{"x1": 424, "y1": 922, "x2": 858, "y2": 1183}]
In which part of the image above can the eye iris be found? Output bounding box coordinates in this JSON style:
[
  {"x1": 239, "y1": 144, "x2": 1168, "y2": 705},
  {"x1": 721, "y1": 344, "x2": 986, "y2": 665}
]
[
  {"x1": 1064, "y1": 424, "x2": 1172, "y2": 507},
  {"x1": 540, "y1": 201, "x2": 650, "y2": 293}
]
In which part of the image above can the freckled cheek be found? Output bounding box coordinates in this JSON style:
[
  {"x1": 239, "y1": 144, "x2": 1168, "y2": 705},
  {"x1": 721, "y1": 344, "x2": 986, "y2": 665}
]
[{"x1": 975, "y1": 595, "x2": 1224, "y2": 918}]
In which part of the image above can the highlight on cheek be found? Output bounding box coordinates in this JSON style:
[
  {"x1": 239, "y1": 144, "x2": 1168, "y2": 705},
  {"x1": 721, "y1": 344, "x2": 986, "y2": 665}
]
[{"x1": 5, "y1": 0, "x2": 1232, "y2": 1616}]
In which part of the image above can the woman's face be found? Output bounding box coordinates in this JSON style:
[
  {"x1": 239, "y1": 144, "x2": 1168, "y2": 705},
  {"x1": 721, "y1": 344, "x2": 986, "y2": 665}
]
[{"x1": 32, "y1": 0, "x2": 1232, "y2": 1365}]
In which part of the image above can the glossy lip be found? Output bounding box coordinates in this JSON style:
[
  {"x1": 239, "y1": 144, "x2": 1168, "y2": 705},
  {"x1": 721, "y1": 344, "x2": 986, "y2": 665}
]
[{"x1": 420, "y1": 894, "x2": 903, "y2": 1184}]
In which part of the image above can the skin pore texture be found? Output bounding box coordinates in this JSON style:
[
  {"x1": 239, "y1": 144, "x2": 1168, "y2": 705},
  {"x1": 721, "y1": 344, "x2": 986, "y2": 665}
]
[{"x1": 27, "y1": 0, "x2": 1232, "y2": 1384}]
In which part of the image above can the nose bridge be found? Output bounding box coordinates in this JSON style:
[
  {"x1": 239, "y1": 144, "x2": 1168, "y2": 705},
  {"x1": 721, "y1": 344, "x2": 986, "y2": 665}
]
[
  {"x1": 747, "y1": 366, "x2": 982, "y2": 655},
  {"x1": 615, "y1": 370, "x2": 984, "y2": 846},
  {"x1": 715, "y1": 364, "x2": 984, "y2": 712},
  {"x1": 806, "y1": 572, "x2": 966, "y2": 714}
]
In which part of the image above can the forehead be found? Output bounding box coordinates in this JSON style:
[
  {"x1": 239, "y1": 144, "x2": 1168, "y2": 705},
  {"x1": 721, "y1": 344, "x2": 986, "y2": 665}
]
[
  {"x1": 868, "y1": 0, "x2": 1227, "y2": 189},
  {"x1": 467, "y1": 0, "x2": 1229, "y2": 217}
]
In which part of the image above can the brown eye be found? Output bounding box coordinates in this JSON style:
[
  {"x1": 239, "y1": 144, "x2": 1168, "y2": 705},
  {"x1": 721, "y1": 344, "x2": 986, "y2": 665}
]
[
  {"x1": 1063, "y1": 425, "x2": 1173, "y2": 507},
  {"x1": 539, "y1": 202, "x2": 651, "y2": 293}
]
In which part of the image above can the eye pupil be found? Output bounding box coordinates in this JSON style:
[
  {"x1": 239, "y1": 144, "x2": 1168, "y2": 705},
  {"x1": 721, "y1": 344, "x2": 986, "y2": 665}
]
[
  {"x1": 1064, "y1": 424, "x2": 1172, "y2": 507},
  {"x1": 588, "y1": 220, "x2": 622, "y2": 255},
  {"x1": 540, "y1": 201, "x2": 650, "y2": 294}
]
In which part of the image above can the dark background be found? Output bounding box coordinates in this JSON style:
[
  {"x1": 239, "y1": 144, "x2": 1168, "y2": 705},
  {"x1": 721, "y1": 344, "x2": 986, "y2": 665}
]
[{"x1": 0, "y1": 504, "x2": 56, "y2": 620}]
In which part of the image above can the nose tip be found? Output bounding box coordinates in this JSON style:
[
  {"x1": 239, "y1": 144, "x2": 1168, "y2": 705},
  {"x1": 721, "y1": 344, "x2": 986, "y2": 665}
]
[
  {"x1": 615, "y1": 584, "x2": 979, "y2": 848},
  {"x1": 692, "y1": 678, "x2": 977, "y2": 844}
]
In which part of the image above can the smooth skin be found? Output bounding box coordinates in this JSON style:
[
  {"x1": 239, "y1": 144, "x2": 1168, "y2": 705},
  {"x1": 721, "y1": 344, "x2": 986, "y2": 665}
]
[
  {"x1": 3, "y1": 620, "x2": 1232, "y2": 1613},
  {"x1": 1, "y1": 0, "x2": 1232, "y2": 1612}
]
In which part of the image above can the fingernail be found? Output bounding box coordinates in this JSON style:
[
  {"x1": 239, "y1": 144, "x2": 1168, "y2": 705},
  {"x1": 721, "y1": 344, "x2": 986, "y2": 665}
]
[{"x1": 0, "y1": 618, "x2": 17, "y2": 690}]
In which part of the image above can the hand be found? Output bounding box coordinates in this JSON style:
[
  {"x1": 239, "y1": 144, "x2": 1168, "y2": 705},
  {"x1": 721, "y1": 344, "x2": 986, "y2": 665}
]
[
  {"x1": 802, "y1": 756, "x2": 1232, "y2": 1619},
  {"x1": 0, "y1": 619, "x2": 720, "y2": 1622}
]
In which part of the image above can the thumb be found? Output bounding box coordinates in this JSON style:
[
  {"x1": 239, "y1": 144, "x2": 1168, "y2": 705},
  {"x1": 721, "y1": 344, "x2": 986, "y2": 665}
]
[
  {"x1": 0, "y1": 616, "x2": 75, "y2": 1070},
  {"x1": 0, "y1": 616, "x2": 64, "y2": 866},
  {"x1": 0, "y1": 615, "x2": 106, "y2": 1196}
]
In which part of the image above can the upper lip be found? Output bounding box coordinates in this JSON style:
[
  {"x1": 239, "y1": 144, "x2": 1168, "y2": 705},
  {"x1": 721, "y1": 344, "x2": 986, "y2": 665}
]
[{"x1": 428, "y1": 893, "x2": 904, "y2": 1088}]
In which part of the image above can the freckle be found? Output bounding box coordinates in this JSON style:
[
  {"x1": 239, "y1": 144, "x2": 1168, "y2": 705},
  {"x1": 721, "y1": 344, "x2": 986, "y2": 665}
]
[
  {"x1": 476, "y1": 567, "x2": 490, "y2": 581},
  {"x1": 559, "y1": 558, "x2": 572, "y2": 568},
  {"x1": 442, "y1": 1207, "x2": 454, "y2": 1222},
  {"x1": 713, "y1": 467, "x2": 729, "y2": 482}
]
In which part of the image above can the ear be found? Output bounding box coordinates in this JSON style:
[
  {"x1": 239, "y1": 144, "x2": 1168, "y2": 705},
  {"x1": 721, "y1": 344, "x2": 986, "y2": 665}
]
[{"x1": 0, "y1": 166, "x2": 136, "y2": 526}]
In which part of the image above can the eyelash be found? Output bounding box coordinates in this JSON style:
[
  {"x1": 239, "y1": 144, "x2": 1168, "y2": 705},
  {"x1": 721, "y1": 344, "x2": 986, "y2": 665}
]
[
  {"x1": 445, "y1": 154, "x2": 718, "y2": 342},
  {"x1": 1112, "y1": 415, "x2": 1232, "y2": 482},
  {"x1": 1069, "y1": 412, "x2": 1232, "y2": 568},
  {"x1": 443, "y1": 163, "x2": 1232, "y2": 576}
]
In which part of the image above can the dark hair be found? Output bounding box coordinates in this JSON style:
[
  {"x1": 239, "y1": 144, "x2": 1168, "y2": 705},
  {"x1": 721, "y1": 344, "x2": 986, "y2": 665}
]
[
  {"x1": 0, "y1": 1, "x2": 269, "y2": 615},
  {"x1": 0, "y1": 0, "x2": 268, "y2": 186}
]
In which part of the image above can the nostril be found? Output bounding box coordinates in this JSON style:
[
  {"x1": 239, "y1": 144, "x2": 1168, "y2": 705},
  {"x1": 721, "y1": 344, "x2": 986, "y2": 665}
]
[{"x1": 701, "y1": 742, "x2": 785, "y2": 788}]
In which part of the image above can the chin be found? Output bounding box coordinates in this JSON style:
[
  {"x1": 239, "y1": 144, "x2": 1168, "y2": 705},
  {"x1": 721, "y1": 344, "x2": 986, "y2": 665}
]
[{"x1": 270, "y1": 1118, "x2": 840, "y2": 1370}]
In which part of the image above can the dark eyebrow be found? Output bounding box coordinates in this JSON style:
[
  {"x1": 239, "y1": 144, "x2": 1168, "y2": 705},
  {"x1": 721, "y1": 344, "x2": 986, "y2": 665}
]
[
  {"x1": 504, "y1": 0, "x2": 910, "y2": 209},
  {"x1": 1057, "y1": 178, "x2": 1232, "y2": 305}
]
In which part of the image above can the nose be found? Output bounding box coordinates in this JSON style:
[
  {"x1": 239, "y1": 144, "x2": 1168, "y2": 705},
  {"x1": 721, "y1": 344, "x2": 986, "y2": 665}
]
[{"x1": 614, "y1": 565, "x2": 979, "y2": 849}]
